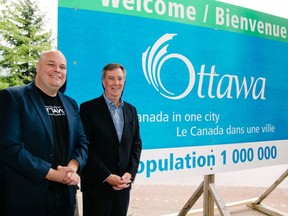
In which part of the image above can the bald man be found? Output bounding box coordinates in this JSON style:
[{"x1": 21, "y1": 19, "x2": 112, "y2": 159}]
[{"x1": 0, "y1": 50, "x2": 89, "y2": 216}]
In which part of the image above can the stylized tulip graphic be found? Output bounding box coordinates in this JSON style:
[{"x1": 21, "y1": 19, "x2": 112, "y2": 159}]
[{"x1": 142, "y1": 33, "x2": 195, "y2": 100}]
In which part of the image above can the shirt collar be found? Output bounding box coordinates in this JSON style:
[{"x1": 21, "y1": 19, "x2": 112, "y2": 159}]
[{"x1": 103, "y1": 93, "x2": 124, "y2": 108}]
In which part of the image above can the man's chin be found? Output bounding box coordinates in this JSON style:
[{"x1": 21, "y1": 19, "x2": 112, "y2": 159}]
[{"x1": 51, "y1": 82, "x2": 65, "y2": 89}]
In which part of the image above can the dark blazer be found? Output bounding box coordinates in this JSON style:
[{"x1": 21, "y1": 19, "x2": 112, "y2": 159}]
[
  {"x1": 80, "y1": 95, "x2": 142, "y2": 191},
  {"x1": 0, "y1": 82, "x2": 89, "y2": 215}
]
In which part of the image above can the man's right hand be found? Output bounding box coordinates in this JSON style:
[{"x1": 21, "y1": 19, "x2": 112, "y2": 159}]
[
  {"x1": 45, "y1": 166, "x2": 76, "y2": 184},
  {"x1": 106, "y1": 174, "x2": 131, "y2": 190}
]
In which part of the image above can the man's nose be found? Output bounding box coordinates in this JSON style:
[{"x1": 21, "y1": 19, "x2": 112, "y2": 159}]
[{"x1": 54, "y1": 65, "x2": 61, "y2": 72}]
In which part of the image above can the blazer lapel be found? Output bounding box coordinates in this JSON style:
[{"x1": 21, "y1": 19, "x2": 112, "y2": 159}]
[
  {"x1": 121, "y1": 105, "x2": 130, "y2": 143},
  {"x1": 99, "y1": 96, "x2": 120, "y2": 142},
  {"x1": 27, "y1": 84, "x2": 53, "y2": 145},
  {"x1": 58, "y1": 93, "x2": 75, "y2": 156}
]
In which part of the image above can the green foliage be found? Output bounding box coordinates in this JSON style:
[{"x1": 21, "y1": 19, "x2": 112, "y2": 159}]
[
  {"x1": 0, "y1": 0, "x2": 54, "y2": 89},
  {"x1": 0, "y1": 75, "x2": 24, "y2": 89}
]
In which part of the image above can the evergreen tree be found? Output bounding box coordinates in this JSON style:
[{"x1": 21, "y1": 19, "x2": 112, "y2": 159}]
[{"x1": 0, "y1": 0, "x2": 53, "y2": 88}]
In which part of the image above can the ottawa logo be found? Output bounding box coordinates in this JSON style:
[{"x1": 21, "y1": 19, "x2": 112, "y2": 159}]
[
  {"x1": 142, "y1": 33, "x2": 195, "y2": 100},
  {"x1": 142, "y1": 33, "x2": 266, "y2": 101}
]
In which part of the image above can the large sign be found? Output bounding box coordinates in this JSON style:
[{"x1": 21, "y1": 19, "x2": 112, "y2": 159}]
[{"x1": 58, "y1": 0, "x2": 288, "y2": 183}]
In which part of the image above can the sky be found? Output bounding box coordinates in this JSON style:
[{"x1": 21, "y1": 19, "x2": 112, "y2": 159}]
[{"x1": 38, "y1": 0, "x2": 288, "y2": 46}]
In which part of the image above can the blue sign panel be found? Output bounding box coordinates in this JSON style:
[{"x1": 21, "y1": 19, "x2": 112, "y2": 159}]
[{"x1": 58, "y1": 0, "x2": 288, "y2": 180}]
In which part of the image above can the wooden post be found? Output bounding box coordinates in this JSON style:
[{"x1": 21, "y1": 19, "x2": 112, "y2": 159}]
[
  {"x1": 204, "y1": 175, "x2": 215, "y2": 216},
  {"x1": 247, "y1": 169, "x2": 288, "y2": 216},
  {"x1": 209, "y1": 183, "x2": 231, "y2": 216},
  {"x1": 178, "y1": 182, "x2": 204, "y2": 216},
  {"x1": 178, "y1": 174, "x2": 231, "y2": 216},
  {"x1": 178, "y1": 170, "x2": 288, "y2": 216}
]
